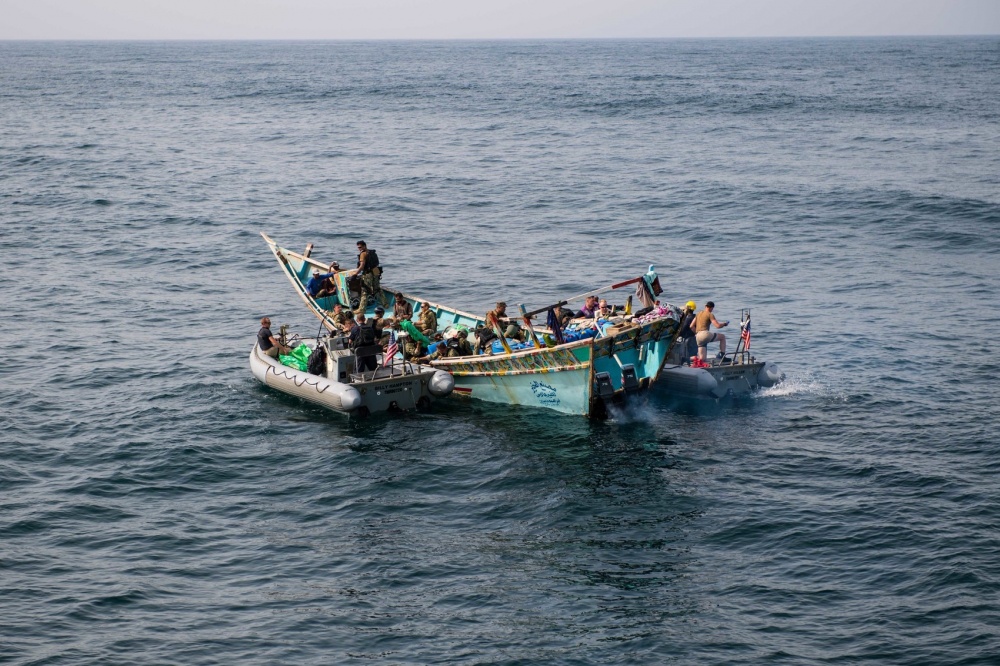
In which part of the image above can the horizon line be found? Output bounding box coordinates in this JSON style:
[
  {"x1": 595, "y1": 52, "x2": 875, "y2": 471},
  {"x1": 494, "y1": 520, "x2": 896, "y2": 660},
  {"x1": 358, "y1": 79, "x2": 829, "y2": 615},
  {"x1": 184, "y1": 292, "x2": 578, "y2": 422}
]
[{"x1": 1, "y1": 33, "x2": 998, "y2": 42}]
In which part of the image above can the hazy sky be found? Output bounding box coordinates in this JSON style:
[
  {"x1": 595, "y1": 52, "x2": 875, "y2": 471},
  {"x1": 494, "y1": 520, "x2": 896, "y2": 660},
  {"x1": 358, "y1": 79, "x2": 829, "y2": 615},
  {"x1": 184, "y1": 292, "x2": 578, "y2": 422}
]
[{"x1": 2, "y1": 0, "x2": 999, "y2": 40}]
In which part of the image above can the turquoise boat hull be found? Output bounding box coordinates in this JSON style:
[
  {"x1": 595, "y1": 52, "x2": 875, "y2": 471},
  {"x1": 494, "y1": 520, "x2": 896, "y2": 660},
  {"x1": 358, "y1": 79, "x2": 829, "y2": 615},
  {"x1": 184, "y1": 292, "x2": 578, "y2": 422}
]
[{"x1": 443, "y1": 351, "x2": 593, "y2": 416}]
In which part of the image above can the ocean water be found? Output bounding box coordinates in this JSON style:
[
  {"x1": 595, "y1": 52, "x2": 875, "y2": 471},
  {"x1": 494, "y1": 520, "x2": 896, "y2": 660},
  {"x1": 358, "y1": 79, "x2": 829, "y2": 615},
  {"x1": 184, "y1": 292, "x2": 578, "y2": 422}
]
[{"x1": 2, "y1": 38, "x2": 999, "y2": 664}]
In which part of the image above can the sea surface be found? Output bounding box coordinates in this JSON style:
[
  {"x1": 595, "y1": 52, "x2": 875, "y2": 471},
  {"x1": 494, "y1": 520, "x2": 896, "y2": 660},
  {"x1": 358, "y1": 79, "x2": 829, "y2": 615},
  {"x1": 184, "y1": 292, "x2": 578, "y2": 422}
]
[{"x1": 2, "y1": 38, "x2": 999, "y2": 664}]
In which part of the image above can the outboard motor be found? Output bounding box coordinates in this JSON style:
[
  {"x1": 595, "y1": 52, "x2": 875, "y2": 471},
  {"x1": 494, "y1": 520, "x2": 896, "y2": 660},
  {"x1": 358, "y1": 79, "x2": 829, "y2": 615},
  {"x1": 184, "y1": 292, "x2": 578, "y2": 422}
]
[
  {"x1": 621, "y1": 364, "x2": 639, "y2": 394},
  {"x1": 595, "y1": 372, "x2": 615, "y2": 401}
]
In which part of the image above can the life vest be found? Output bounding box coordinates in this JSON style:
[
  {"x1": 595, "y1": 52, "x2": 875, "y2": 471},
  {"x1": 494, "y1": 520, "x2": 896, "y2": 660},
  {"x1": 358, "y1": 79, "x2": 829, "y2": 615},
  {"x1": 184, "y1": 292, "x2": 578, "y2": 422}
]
[
  {"x1": 476, "y1": 325, "x2": 497, "y2": 344},
  {"x1": 357, "y1": 249, "x2": 380, "y2": 273},
  {"x1": 446, "y1": 338, "x2": 472, "y2": 357}
]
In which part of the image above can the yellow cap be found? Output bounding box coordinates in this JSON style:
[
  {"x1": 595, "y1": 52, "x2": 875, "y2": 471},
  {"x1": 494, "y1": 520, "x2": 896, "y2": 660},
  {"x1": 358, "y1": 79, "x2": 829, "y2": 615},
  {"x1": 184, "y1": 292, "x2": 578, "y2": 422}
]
[{"x1": 686, "y1": 301, "x2": 696, "y2": 310}]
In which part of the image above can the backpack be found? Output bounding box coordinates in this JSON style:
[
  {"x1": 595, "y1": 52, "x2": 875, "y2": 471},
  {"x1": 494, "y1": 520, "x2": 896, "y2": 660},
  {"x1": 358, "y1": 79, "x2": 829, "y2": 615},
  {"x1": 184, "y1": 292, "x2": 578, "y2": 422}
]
[
  {"x1": 475, "y1": 325, "x2": 496, "y2": 350},
  {"x1": 367, "y1": 249, "x2": 380, "y2": 270},
  {"x1": 307, "y1": 346, "x2": 328, "y2": 376},
  {"x1": 352, "y1": 324, "x2": 376, "y2": 349}
]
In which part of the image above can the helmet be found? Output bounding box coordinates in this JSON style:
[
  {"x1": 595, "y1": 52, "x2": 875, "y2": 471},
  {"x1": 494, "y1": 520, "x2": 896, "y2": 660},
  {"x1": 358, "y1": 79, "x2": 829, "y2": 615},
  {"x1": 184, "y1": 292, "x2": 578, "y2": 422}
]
[{"x1": 686, "y1": 301, "x2": 696, "y2": 310}]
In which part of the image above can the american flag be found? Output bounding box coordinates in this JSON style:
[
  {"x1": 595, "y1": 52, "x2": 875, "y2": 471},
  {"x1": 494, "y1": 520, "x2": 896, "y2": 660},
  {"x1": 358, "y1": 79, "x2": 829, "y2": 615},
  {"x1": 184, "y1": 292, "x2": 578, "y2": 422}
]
[
  {"x1": 741, "y1": 318, "x2": 751, "y2": 350},
  {"x1": 383, "y1": 331, "x2": 399, "y2": 367}
]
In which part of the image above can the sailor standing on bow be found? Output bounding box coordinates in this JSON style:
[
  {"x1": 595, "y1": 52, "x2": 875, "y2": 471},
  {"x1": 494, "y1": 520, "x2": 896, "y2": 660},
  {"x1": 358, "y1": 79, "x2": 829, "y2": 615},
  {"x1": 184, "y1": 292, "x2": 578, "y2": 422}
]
[{"x1": 355, "y1": 240, "x2": 388, "y2": 312}]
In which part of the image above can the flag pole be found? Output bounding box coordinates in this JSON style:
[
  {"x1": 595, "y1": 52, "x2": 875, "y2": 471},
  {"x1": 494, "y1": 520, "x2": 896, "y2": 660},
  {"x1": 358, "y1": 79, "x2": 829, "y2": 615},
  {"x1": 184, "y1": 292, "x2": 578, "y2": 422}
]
[{"x1": 734, "y1": 309, "x2": 751, "y2": 356}]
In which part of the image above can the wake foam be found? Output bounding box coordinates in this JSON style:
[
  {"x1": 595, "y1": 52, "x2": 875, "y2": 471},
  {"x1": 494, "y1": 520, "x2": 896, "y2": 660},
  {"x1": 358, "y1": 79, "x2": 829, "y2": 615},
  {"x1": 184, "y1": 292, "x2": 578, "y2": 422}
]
[
  {"x1": 756, "y1": 374, "x2": 825, "y2": 399},
  {"x1": 606, "y1": 399, "x2": 656, "y2": 423}
]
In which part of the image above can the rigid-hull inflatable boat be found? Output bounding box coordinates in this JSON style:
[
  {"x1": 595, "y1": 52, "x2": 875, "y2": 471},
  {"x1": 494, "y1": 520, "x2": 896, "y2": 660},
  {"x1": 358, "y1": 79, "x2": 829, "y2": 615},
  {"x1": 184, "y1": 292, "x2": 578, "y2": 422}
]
[{"x1": 250, "y1": 334, "x2": 454, "y2": 417}]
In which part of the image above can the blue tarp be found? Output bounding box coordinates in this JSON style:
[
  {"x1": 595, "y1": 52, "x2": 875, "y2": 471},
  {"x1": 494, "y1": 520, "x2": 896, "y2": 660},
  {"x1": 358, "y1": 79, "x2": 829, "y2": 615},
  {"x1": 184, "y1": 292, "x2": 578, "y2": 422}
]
[{"x1": 489, "y1": 326, "x2": 597, "y2": 354}]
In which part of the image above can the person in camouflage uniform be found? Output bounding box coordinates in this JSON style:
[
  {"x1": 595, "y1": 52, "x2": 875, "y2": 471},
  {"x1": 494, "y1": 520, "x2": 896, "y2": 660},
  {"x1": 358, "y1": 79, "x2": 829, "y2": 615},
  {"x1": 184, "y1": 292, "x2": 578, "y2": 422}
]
[
  {"x1": 416, "y1": 301, "x2": 438, "y2": 336},
  {"x1": 355, "y1": 240, "x2": 388, "y2": 313},
  {"x1": 447, "y1": 330, "x2": 474, "y2": 357},
  {"x1": 370, "y1": 307, "x2": 389, "y2": 344},
  {"x1": 402, "y1": 334, "x2": 425, "y2": 360},
  {"x1": 329, "y1": 302, "x2": 352, "y2": 333},
  {"x1": 485, "y1": 301, "x2": 525, "y2": 341},
  {"x1": 415, "y1": 345, "x2": 450, "y2": 364}
]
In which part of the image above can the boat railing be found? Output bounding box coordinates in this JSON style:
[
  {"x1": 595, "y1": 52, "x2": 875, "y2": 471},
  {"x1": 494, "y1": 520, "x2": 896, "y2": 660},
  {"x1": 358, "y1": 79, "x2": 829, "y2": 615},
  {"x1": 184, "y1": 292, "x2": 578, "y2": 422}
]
[
  {"x1": 714, "y1": 350, "x2": 756, "y2": 366},
  {"x1": 350, "y1": 360, "x2": 427, "y2": 383}
]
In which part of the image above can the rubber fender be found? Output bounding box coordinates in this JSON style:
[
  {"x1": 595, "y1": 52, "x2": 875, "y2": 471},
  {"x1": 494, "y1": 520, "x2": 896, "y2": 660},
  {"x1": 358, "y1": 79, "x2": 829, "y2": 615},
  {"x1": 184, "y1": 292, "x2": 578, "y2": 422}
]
[
  {"x1": 757, "y1": 362, "x2": 783, "y2": 387},
  {"x1": 341, "y1": 386, "x2": 362, "y2": 411},
  {"x1": 696, "y1": 369, "x2": 720, "y2": 396},
  {"x1": 428, "y1": 370, "x2": 455, "y2": 397}
]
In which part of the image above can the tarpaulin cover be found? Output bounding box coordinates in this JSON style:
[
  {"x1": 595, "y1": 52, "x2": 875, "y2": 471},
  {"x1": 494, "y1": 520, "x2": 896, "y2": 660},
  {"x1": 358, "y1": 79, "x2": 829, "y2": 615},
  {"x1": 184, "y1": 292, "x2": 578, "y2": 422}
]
[{"x1": 279, "y1": 343, "x2": 313, "y2": 371}]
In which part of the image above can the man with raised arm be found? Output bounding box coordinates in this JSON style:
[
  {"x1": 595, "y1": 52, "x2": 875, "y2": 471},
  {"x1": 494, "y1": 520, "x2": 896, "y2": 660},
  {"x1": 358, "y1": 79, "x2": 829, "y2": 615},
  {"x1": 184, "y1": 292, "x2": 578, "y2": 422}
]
[{"x1": 693, "y1": 301, "x2": 729, "y2": 362}]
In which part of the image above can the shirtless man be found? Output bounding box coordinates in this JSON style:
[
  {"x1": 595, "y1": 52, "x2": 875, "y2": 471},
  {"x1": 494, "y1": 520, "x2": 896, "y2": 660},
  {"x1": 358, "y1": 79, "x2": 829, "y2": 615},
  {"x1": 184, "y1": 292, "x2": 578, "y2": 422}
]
[{"x1": 693, "y1": 301, "x2": 729, "y2": 362}]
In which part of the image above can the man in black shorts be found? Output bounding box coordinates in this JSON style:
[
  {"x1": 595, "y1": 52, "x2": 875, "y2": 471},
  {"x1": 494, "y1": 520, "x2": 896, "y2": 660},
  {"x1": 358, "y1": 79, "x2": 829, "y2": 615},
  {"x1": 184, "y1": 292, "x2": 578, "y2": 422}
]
[{"x1": 258, "y1": 317, "x2": 290, "y2": 358}]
